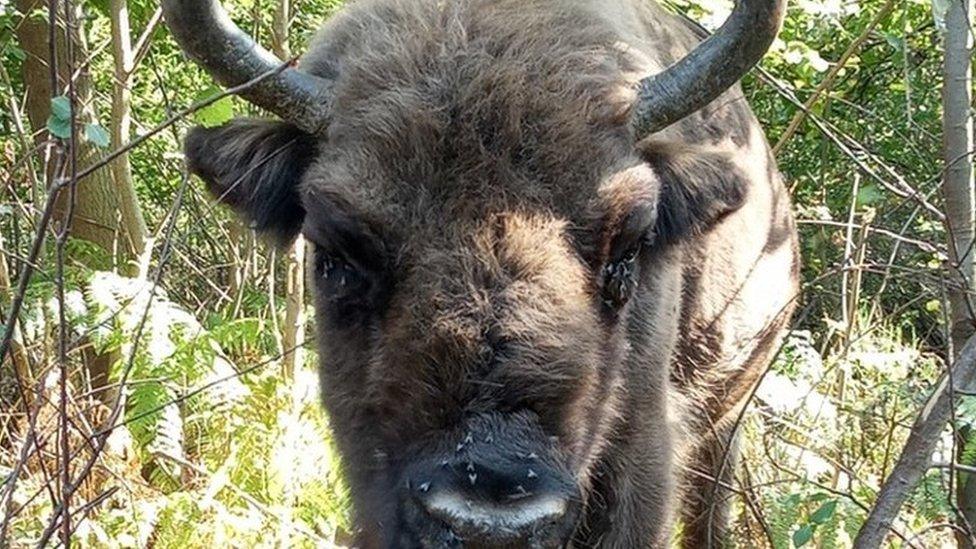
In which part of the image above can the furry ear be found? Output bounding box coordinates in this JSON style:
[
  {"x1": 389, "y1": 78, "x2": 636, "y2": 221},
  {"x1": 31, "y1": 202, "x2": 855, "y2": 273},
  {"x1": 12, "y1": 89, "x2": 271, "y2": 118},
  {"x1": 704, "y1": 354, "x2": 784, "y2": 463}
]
[
  {"x1": 640, "y1": 141, "x2": 747, "y2": 245},
  {"x1": 184, "y1": 119, "x2": 317, "y2": 243}
]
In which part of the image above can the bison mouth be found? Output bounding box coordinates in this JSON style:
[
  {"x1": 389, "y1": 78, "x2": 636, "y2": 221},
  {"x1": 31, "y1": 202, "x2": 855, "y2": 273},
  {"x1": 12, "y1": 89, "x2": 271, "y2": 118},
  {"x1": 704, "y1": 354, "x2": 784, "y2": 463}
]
[{"x1": 391, "y1": 412, "x2": 582, "y2": 548}]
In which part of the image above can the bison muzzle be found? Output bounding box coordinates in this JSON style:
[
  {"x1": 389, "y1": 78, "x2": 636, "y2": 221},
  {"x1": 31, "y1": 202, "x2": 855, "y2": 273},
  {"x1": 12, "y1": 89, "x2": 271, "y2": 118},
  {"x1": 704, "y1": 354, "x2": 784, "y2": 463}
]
[{"x1": 163, "y1": 0, "x2": 799, "y2": 546}]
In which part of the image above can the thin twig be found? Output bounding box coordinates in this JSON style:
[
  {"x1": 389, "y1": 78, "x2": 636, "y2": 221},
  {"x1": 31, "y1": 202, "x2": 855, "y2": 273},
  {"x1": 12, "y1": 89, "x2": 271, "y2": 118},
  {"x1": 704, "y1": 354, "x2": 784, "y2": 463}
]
[
  {"x1": 72, "y1": 57, "x2": 298, "y2": 184},
  {"x1": 771, "y1": 0, "x2": 897, "y2": 155}
]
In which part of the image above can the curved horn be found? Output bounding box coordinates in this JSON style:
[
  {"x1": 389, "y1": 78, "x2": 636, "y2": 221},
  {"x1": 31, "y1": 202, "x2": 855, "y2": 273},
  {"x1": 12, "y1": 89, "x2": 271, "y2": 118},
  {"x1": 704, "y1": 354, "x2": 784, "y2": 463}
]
[
  {"x1": 162, "y1": 0, "x2": 333, "y2": 134},
  {"x1": 630, "y1": 0, "x2": 786, "y2": 138}
]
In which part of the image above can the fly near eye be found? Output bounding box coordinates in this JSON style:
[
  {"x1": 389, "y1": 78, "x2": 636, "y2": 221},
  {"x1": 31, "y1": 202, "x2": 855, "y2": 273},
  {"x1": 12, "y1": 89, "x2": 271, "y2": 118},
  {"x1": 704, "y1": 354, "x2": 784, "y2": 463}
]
[
  {"x1": 323, "y1": 257, "x2": 352, "y2": 282},
  {"x1": 314, "y1": 244, "x2": 378, "y2": 311},
  {"x1": 308, "y1": 242, "x2": 390, "y2": 327},
  {"x1": 602, "y1": 247, "x2": 641, "y2": 309},
  {"x1": 315, "y1": 248, "x2": 354, "y2": 283},
  {"x1": 320, "y1": 255, "x2": 335, "y2": 279}
]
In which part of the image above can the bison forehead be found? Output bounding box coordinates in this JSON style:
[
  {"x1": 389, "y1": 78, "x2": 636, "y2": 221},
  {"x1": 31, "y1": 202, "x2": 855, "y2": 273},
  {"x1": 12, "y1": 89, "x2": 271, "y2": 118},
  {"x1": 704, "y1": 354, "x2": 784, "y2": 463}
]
[{"x1": 298, "y1": 0, "x2": 649, "y2": 219}]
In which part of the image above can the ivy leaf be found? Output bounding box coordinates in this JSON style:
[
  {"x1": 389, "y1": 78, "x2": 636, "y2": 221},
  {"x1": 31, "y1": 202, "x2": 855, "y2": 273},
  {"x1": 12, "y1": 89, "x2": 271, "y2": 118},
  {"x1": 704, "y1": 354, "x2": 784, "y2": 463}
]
[
  {"x1": 810, "y1": 499, "x2": 838, "y2": 524},
  {"x1": 193, "y1": 86, "x2": 235, "y2": 128},
  {"x1": 46, "y1": 114, "x2": 71, "y2": 139},
  {"x1": 50, "y1": 95, "x2": 71, "y2": 120},
  {"x1": 793, "y1": 524, "x2": 814, "y2": 547},
  {"x1": 47, "y1": 95, "x2": 72, "y2": 138},
  {"x1": 85, "y1": 123, "x2": 111, "y2": 148}
]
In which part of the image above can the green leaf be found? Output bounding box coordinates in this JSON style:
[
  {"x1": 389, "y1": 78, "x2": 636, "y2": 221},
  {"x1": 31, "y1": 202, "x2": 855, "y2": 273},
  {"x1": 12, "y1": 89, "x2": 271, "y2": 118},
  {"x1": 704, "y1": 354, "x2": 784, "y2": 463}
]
[
  {"x1": 46, "y1": 95, "x2": 73, "y2": 138},
  {"x1": 810, "y1": 499, "x2": 837, "y2": 524},
  {"x1": 85, "y1": 123, "x2": 110, "y2": 148},
  {"x1": 881, "y1": 32, "x2": 904, "y2": 51},
  {"x1": 5, "y1": 44, "x2": 26, "y2": 61},
  {"x1": 856, "y1": 183, "x2": 882, "y2": 207},
  {"x1": 193, "y1": 86, "x2": 235, "y2": 128},
  {"x1": 87, "y1": 0, "x2": 110, "y2": 17},
  {"x1": 793, "y1": 524, "x2": 814, "y2": 547},
  {"x1": 46, "y1": 114, "x2": 71, "y2": 139},
  {"x1": 50, "y1": 95, "x2": 71, "y2": 121}
]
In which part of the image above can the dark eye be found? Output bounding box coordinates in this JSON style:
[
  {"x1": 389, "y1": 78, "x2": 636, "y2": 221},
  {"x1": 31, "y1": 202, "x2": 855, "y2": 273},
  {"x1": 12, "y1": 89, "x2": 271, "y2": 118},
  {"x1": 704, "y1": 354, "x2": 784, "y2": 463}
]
[
  {"x1": 602, "y1": 240, "x2": 643, "y2": 308},
  {"x1": 314, "y1": 246, "x2": 369, "y2": 301},
  {"x1": 600, "y1": 200, "x2": 656, "y2": 309}
]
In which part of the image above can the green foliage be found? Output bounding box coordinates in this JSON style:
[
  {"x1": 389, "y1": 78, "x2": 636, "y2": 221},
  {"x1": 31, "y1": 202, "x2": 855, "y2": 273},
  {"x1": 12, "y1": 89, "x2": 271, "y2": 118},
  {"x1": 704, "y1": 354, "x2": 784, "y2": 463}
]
[
  {"x1": 193, "y1": 86, "x2": 237, "y2": 128},
  {"x1": 85, "y1": 122, "x2": 110, "y2": 147},
  {"x1": 793, "y1": 523, "x2": 814, "y2": 547},
  {"x1": 4, "y1": 266, "x2": 349, "y2": 545},
  {"x1": 739, "y1": 322, "x2": 951, "y2": 547},
  {"x1": 46, "y1": 95, "x2": 72, "y2": 138},
  {"x1": 763, "y1": 492, "x2": 844, "y2": 548},
  {"x1": 908, "y1": 471, "x2": 951, "y2": 523},
  {"x1": 0, "y1": 0, "x2": 969, "y2": 546}
]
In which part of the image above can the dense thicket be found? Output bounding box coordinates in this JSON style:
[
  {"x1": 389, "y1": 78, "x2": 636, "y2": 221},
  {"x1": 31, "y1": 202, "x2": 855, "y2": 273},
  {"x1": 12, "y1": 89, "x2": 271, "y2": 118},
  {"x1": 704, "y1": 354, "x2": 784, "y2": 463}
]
[{"x1": 0, "y1": 0, "x2": 973, "y2": 546}]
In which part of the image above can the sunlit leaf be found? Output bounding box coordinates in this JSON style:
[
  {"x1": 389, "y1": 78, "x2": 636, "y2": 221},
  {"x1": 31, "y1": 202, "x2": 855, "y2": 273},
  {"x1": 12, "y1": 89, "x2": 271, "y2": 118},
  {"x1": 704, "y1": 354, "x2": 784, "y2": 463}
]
[
  {"x1": 793, "y1": 524, "x2": 814, "y2": 547},
  {"x1": 85, "y1": 123, "x2": 111, "y2": 148},
  {"x1": 193, "y1": 86, "x2": 235, "y2": 128},
  {"x1": 856, "y1": 183, "x2": 883, "y2": 207},
  {"x1": 50, "y1": 95, "x2": 71, "y2": 120},
  {"x1": 4, "y1": 44, "x2": 25, "y2": 61},
  {"x1": 46, "y1": 114, "x2": 71, "y2": 138},
  {"x1": 810, "y1": 499, "x2": 837, "y2": 524},
  {"x1": 882, "y1": 32, "x2": 905, "y2": 51}
]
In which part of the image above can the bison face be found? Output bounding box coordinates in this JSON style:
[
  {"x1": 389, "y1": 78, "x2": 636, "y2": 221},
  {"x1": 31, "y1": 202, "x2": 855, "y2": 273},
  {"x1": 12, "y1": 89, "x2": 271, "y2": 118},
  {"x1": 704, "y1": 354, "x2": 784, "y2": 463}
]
[
  {"x1": 186, "y1": 115, "x2": 746, "y2": 546},
  {"x1": 178, "y1": 0, "x2": 766, "y2": 545}
]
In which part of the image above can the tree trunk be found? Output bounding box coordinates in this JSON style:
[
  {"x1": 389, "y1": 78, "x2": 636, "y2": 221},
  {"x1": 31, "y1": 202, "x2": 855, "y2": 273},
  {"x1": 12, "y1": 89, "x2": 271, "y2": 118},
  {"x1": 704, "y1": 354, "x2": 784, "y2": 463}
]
[
  {"x1": 271, "y1": 0, "x2": 292, "y2": 60},
  {"x1": 271, "y1": 0, "x2": 305, "y2": 380},
  {"x1": 941, "y1": 0, "x2": 976, "y2": 541},
  {"x1": 270, "y1": 5, "x2": 303, "y2": 546},
  {"x1": 15, "y1": 0, "x2": 148, "y2": 267},
  {"x1": 944, "y1": 0, "x2": 976, "y2": 353},
  {"x1": 281, "y1": 240, "x2": 306, "y2": 379},
  {"x1": 108, "y1": 0, "x2": 150, "y2": 264}
]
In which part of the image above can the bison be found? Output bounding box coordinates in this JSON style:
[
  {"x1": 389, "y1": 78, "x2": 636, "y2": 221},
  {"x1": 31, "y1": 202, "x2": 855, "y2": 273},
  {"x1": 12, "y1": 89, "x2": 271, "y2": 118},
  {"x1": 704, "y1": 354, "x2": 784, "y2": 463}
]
[{"x1": 162, "y1": 0, "x2": 799, "y2": 546}]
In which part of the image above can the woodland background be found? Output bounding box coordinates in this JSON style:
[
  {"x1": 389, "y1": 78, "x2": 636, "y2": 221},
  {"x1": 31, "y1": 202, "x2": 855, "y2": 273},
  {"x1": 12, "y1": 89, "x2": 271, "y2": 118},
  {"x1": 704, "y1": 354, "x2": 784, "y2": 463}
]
[{"x1": 0, "y1": 0, "x2": 975, "y2": 546}]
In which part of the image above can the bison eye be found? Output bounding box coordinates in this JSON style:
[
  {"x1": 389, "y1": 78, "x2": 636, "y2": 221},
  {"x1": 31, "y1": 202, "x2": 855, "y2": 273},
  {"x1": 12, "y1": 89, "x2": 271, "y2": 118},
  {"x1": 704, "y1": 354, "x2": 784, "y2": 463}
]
[
  {"x1": 314, "y1": 247, "x2": 368, "y2": 300},
  {"x1": 601, "y1": 201, "x2": 656, "y2": 309},
  {"x1": 602, "y1": 240, "x2": 643, "y2": 308}
]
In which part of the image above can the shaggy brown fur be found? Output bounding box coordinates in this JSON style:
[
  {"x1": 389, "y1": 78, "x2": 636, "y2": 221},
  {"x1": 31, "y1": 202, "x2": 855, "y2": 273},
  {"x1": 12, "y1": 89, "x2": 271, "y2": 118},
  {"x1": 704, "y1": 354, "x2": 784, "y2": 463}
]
[{"x1": 184, "y1": 0, "x2": 799, "y2": 546}]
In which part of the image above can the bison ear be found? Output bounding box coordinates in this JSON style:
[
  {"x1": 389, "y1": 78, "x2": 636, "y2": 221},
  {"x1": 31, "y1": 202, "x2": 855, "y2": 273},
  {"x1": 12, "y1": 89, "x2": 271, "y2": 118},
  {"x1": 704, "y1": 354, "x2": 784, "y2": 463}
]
[
  {"x1": 640, "y1": 141, "x2": 748, "y2": 245},
  {"x1": 184, "y1": 119, "x2": 317, "y2": 243}
]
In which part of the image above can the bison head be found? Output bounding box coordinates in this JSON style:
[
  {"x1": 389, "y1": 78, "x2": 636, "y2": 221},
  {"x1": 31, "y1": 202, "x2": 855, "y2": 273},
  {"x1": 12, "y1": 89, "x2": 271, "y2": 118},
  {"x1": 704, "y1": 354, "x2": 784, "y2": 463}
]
[{"x1": 163, "y1": 0, "x2": 784, "y2": 546}]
